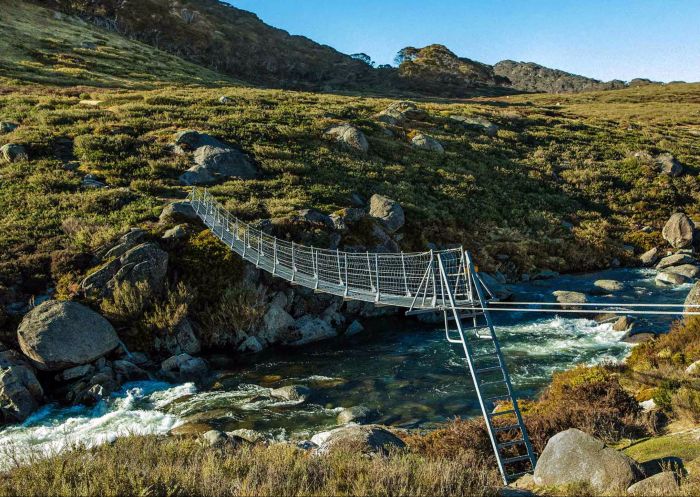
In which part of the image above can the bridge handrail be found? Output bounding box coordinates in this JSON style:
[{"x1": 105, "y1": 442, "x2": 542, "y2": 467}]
[{"x1": 188, "y1": 187, "x2": 472, "y2": 307}]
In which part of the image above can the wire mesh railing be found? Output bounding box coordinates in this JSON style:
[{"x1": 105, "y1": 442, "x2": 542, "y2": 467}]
[{"x1": 188, "y1": 187, "x2": 476, "y2": 309}]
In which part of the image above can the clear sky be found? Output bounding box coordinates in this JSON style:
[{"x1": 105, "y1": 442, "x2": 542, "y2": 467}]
[{"x1": 229, "y1": 0, "x2": 700, "y2": 83}]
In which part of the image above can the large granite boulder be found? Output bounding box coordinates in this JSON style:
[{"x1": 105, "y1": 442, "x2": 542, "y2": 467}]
[
  {"x1": 665, "y1": 264, "x2": 700, "y2": 279},
  {"x1": 656, "y1": 271, "x2": 691, "y2": 286},
  {"x1": 82, "y1": 242, "x2": 168, "y2": 300},
  {"x1": 325, "y1": 124, "x2": 369, "y2": 153},
  {"x1": 0, "y1": 343, "x2": 44, "y2": 423},
  {"x1": 533, "y1": 429, "x2": 642, "y2": 493},
  {"x1": 174, "y1": 130, "x2": 258, "y2": 185},
  {"x1": 257, "y1": 303, "x2": 295, "y2": 345},
  {"x1": 662, "y1": 213, "x2": 695, "y2": 249},
  {"x1": 411, "y1": 133, "x2": 444, "y2": 153},
  {"x1": 17, "y1": 300, "x2": 119, "y2": 371},
  {"x1": 368, "y1": 194, "x2": 405, "y2": 233},
  {"x1": 311, "y1": 424, "x2": 405, "y2": 455},
  {"x1": 0, "y1": 144, "x2": 28, "y2": 163},
  {"x1": 287, "y1": 316, "x2": 337, "y2": 346}
]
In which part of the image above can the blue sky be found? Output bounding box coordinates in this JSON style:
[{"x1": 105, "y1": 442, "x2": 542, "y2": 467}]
[{"x1": 229, "y1": 0, "x2": 700, "y2": 83}]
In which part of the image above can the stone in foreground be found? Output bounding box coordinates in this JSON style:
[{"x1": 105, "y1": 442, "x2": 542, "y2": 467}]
[
  {"x1": 627, "y1": 471, "x2": 679, "y2": 496},
  {"x1": 533, "y1": 428, "x2": 642, "y2": 494},
  {"x1": 311, "y1": 424, "x2": 405, "y2": 455},
  {"x1": 17, "y1": 300, "x2": 119, "y2": 371},
  {"x1": 411, "y1": 133, "x2": 444, "y2": 153},
  {"x1": 325, "y1": 124, "x2": 369, "y2": 153}
]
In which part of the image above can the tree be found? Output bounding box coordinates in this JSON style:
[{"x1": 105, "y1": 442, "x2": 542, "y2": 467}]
[
  {"x1": 393, "y1": 47, "x2": 419, "y2": 66},
  {"x1": 350, "y1": 53, "x2": 375, "y2": 67}
]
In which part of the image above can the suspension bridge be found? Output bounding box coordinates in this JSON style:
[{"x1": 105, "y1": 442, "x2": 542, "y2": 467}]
[{"x1": 188, "y1": 186, "x2": 699, "y2": 484}]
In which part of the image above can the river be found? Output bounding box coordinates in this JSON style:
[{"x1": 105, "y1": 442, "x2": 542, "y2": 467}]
[{"x1": 0, "y1": 267, "x2": 692, "y2": 468}]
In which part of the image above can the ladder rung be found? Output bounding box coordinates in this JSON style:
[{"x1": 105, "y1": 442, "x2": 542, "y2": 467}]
[
  {"x1": 505, "y1": 471, "x2": 533, "y2": 482},
  {"x1": 495, "y1": 423, "x2": 522, "y2": 433},
  {"x1": 480, "y1": 378, "x2": 506, "y2": 386},
  {"x1": 475, "y1": 365, "x2": 502, "y2": 374},
  {"x1": 485, "y1": 394, "x2": 511, "y2": 404},
  {"x1": 498, "y1": 439, "x2": 525, "y2": 448},
  {"x1": 503, "y1": 454, "x2": 533, "y2": 465},
  {"x1": 490, "y1": 409, "x2": 516, "y2": 417}
]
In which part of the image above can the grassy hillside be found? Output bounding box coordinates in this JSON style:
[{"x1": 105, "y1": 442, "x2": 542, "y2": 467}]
[{"x1": 0, "y1": 0, "x2": 234, "y2": 88}]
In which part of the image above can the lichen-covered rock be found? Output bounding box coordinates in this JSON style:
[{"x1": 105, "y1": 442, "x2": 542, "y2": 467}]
[
  {"x1": 160, "y1": 201, "x2": 198, "y2": 224},
  {"x1": 639, "y1": 247, "x2": 659, "y2": 266},
  {"x1": 325, "y1": 124, "x2": 369, "y2": 153},
  {"x1": 312, "y1": 424, "x2": 405, "y2": 455},
  {"x1": 0, "y1": 343, "x2": 43, "y2": 423},
  {"x1": 627, "y1": 471, "x2": 679, "y2": 496},
  {"x1": 174, "y1": 131, "x2": 258, "y2": 185},
  {"x1": 0, "y1": 144, "x2": 28, "y2": 163},
  {"x1": 369, "y1": 194, "x2": 405, "y2": 233},
  {"x1": 17, "y1": 300, "x2": 119, "y2": 371},
  {"x1": 685, "y1": 280, "x2": 700, "y2": 316},
  {"x1": 656, "y1": 153, "x2": 683, "y2": 177},
  {"x1": 662, "y1": 213, "x2": 695, "y2": 249},
  {"x1": 411, "y1": 133, "x2": 444, "y2": 153},
  {"x1": 533, "y1": 428, "x2": 642, "y2": 493},
  {"x1": 656, "y1": 271, "x2": 690, "y2": 286},
  {"x1": 656, "y1": 253, "x2": 697, "y2": 270},
  {"x1": 82, "y1": 242, "x2": 168, "y2": 300}
]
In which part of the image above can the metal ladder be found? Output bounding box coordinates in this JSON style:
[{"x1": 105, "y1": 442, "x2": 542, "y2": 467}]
[{"x1": 436, "y1": 251, "x2": 537, "y2": 485}]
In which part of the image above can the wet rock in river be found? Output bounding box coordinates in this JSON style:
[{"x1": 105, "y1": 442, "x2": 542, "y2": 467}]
[
  {"x1": 269, "y1": 385, "x2": 311, "y2": 402},
  {"x1": 655, "y1": 271, "x2": 691, "y2": 286},
  {"x1": 665, "y1": 264, "x2": 700, "y2": 280},
  {"x1": 161, "y1": 353, "x2": 208, "y2": 383},
  {"x1": 655, "y1": 253, "x2": 697, "y2": 270},
  {"x1": 337, "y1": 405, "x2": 375, "y2": 425},
  {"x1": 590, "y1": 279, "x2": 625, "y2": 295},
  {"x1": 286, "y1": 315, "x2": 337, "y2": 346},
  {"x1": 0, "y1": 343, "x2": 44, "y2": 423},
  {"x1": 552, "y1": 290, "x2": 588, "y2": 310},
  {"x1": 612, "y1": 316, "x2": 634, "y2": 332},
  {"x1": 345, "y1": 320, "x2": 364, "y2": 337}
]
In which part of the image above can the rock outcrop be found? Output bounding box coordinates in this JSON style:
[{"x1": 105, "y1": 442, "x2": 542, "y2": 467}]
[
  {"x1": 656, "y1": 271, "x2": 691, "y2": 286},
  {"x1": 325, "y1": 124, "x2": 369, "y2": 153},
  {"x1": 494, "y1": 60, "x2": 627, "y2": 93},
  {"x1": 17, "y1": 300, "x2": 119, "y2": 371},
  {"x1": 656, "y1": 253, "x2": 697, "y2": 270},
  {"x1": 174, "y1": 131, "x2": 258, "y2": 185},
  {"x1": 368, "y1": 194, "x2": 405, "y2": 233},
  {"x1": 411, "y1": 133, "x2": 444, "y2": 153},
  {"x1": 0, "y1": 343, "x2": 44, "y2": 423},
  {"x1": 662, "y1": 213, "x2": 695, "y2": 249},
  {"x1": 533, "y1": 428, "x2": 642, "y2": 493}
]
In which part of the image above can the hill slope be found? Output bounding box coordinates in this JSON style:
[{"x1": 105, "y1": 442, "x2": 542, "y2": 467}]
[{"x1": 1, "y1": 0, "x2": 234, "y2": 88}]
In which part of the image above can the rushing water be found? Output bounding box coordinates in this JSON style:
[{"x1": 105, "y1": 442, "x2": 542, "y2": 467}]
[{"x1": 0, "y1": 268, "x2": 693, "y2": 466}]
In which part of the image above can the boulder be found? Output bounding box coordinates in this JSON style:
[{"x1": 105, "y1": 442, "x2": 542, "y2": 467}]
[
  {"x1": 82, "y1": 242, "x2": 168, "y2": 300},
  {"x1": 686, "y1": 360, "x2": 700, "y2": 375},
  {"x1": 411, "y1": 133, "x2": 444, "y2": 153},
  {"x1": 662, "y1": 213, "x2": 695, "y2": 249},
  {"x1": 480, "y1": 273, "x2": 513, "y2": 300},
  {"x1": 552, "y1": 290, "x2": 588, "y2": 310},
  {"x1": 295, "y1": 209, "x2": 334, "y2": 228},
  {"x1": 639, "y1": 247, "x2": 660, "y2": 266},
  {"x1": 656, "y1": 271, "x2": 691, "y2": 286},
  {"x1": 591, "y1": 279, "x2": 625, "y2": 295},
  {"x1": 533, "y1": 428, "x2": 643, "y2": 493},
  {"x1": 656, "y1": 253, "x2": 697, "y2": 270},
  {"x1": 0, "y1": 343, "x2": 44, "y2": 423},
  {"x1": 173, "y1": 131, "x2": 258, "y2": 186},
  {"x1": 270, "y1": 385, "x2": 311, "y2": 402},
  {"x1": 325, "y1": 124, "x2": 369, "y2": 153},
  {"x1": 161, "y1": 353, "x2": 208, "y2": 383},
  {"x1": 368, "y1": 194, "x2": 405, "y2": 233},
  {"x1": 621, "y1": 332, "x2": 655, "y2": 344},
  {"x1": 237, "y1": 335, "x2": 264, "y2": 353},
  {"x1": 337, "y1": 405, "x2": 374, "y2": 425},
  {"x1": 312, "y1": 424, "x2": 405, "y2": 455},
  {"x1": 0, "y1": 144, "x2": 28, "y2": 163},
  {"x1": 684, "y1": 280, "x2": 700, "y2": 315},
  {"x1": 627, "y1": 471, "x2": 679, "y2": 496},
  {"x1": 162, "y1": 224, "x2": 189, "y2": 241},
  {"x1": 228, "y1": 428, "x2": 266, "y2": 444},
  {"x1": 665, "y1": 264, "x2": 700, "y2": 279},
  {"x1": 656, "y1": 153, "x2": 683, "y2": 177},
  {"x1": 345, "y1": 320, "x2": 364, "y2": 337},
  {"x1": 201, "y1": 429, "x2": 238, "y2": 448},
  {"x1": 0, "y1": 122, "x2": 18, "y2": 134},
  {"x1": 612, "y1": 316, "x2": 634, "y2": 332},
  {"x1": 287, "y1": 315, "x2": 337, "y2": 346},
  {"x1": 59, "y1": 364, "x2": 94, "y2": 382},
  {"x1": 81, "y1": 174, "x2": 107, "y2": 189},
  {"x1": 258, "y1": 303, "x2": 295, "y2": 345},
  {"x1": 375, "y1": 101, "x2": 426, "y2": 125},
  {"x1": 17, "y1": 300, "x2": 119, "y2": 371},
  {"x1": 103, "y1": 229, "x2": 147, "y2": 260},
  {"x1": 451, "y1": 115, "x2": 499, "y2": 136},
  {"x1": 158, "y1": 318, "x2": 200, "y2": 356},
  {"x1": 218, "y1": 96, "x2": 231, "y2": 104},
  {"x1": 159, "y1": 201, "x2": 198, "y2": 224}
]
